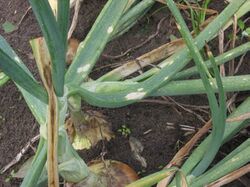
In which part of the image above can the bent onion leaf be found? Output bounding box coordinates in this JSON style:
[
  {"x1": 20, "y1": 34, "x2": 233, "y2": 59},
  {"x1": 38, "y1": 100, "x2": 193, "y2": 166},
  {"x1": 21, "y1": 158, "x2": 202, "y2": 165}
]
[{"x1": 0, "y1": 35, "x2": 47, "y2": 103}]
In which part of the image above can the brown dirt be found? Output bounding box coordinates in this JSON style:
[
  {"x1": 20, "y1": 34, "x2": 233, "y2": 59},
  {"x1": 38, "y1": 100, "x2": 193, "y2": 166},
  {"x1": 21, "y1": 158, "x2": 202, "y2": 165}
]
[{"x1": 0, "y1": 1, "x2": 248, "y2": 187}]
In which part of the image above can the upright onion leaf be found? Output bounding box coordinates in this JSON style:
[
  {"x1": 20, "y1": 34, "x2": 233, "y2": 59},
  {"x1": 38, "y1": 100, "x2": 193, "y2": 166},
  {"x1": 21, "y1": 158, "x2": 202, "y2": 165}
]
[
  {"x1": 57, "y1": 0, "x2": 70, "y2": 44},
  {"x1": 29, "y1": 0, "x2": 66, "y2": 96},
  {"x1": 65, "y1": 0, "x2": 130, "y2": 85},
  {"x1": 165, "y1": 0, "x2": 226, "y2": 176}
]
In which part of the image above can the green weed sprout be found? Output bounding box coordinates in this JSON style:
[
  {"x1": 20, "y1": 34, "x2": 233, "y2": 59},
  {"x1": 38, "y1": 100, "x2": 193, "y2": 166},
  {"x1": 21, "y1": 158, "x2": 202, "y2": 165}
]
[{"x1": 118, "y1": 125, "x2": 132, "y2": 137}]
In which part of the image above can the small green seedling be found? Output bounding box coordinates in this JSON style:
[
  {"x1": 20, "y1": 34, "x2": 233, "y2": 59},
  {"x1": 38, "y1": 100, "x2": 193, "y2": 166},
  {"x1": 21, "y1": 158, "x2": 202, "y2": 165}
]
[
  {"x1": 228, "y1": 18, "x2": 248, "y2": 40},
  {"x1": 238, "y1": 19, "x2": 245, "y2": 31},
  {"x1": 2, "y1": 21, "x2": 17, "y2": 33},
  {"x1": 118, "y1": 125, "x2": 131, "y2": 137},
  {"x1": 182, "y1": 0, "x2": 211, "y2": 36}
]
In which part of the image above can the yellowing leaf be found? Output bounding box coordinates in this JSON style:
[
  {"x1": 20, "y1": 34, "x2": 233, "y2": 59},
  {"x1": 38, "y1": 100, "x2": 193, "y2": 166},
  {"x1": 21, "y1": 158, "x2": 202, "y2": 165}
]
[{"x1": 72, "y1": 134, "x2": 91, "y2": 150}]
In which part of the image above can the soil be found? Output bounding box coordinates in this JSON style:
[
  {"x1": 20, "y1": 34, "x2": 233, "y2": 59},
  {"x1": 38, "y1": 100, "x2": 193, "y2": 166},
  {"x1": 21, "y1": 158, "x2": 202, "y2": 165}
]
[{"x1": 0, "y1": 0, "x2": 249, "y2": 187}]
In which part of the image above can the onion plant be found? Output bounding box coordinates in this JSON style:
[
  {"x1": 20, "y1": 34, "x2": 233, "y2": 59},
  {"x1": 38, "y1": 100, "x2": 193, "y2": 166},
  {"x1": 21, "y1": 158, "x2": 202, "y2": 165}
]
[{"x1": 0, "y1": 0, "x2": 250, "y2": 186}]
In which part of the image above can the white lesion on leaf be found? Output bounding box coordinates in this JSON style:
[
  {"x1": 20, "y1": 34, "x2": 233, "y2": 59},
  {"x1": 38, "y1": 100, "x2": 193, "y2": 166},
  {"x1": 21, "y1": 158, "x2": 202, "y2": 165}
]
[
  {"x1": 107, "y1": 26, "x2": 114, "y2": 34},
  {"x1": 224, "y1": 52, "x2": 233, "y2": 59},
  {"x1": 77, "y1": 64, "x2": 91, "y2": 74},
  {"x1": 125, "y1": 91, "x2": 146, "y2": 100},
  {"x1": 14, "y1": 56, "x2": 21, "y2": 64},
  {"x1": 164, "y1": 76, "x2": 170, "y2": 81},
  {"x1": 137, "y1": 88, "x2": 144, "y2": 92},
  {"x1": 176, "y1": 23, "x2": 181, "y2": 30},
  {"x1": 161, "y1": 59, "x2": 174, "y2": 68}
]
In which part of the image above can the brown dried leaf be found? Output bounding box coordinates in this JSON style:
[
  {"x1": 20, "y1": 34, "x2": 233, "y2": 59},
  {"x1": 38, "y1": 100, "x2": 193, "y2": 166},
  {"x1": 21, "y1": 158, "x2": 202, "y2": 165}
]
[
  {"x1": 66, "y1": 110, "x2": 114, "y2": 150},
  {"x1": 65, "y1": 118, "x2": 75, "y2": 143},
  {"x1": 66, "y1": 38, "x2": 79, "y2": 65}
]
